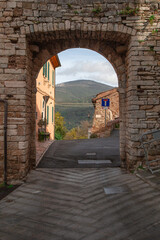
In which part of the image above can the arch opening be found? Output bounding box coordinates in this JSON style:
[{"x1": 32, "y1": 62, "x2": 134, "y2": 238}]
[{"x1": 27, "y1": 33, "x2": 128, "y2": 171}]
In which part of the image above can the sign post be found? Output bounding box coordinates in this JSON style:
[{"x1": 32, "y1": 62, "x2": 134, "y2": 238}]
[{"x1": 101, "y1": 98, "x2": 110, "y2": 128}]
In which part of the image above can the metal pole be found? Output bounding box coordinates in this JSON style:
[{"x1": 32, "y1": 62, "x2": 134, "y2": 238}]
[
  {"x1": 44, "y1": 98, "x2": 46, "y2": 133},
  {"x1": 0, "y1": 99, "x2": 8, "y2": 185},
  {"x1": 105, "y1": 108, "x2": 107, "y2": 128},
  {"x1": 4, "y1": 101, "x2": 8, "y2": 185},
  {"x1": 44, "y1": 97, "x2": 46, "y2": 140}
]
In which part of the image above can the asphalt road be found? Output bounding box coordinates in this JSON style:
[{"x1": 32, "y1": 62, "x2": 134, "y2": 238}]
[{"x1": 38, "y1": 129, "x2": 120, "y2": 168}]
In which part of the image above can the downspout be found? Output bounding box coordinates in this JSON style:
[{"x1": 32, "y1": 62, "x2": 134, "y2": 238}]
[{"x1": 0, "y1": 99, "x2": 8, "y2": 185}]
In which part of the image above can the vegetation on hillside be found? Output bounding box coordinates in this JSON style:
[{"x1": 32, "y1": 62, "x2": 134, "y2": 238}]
[
  {"x1": 55, "y1": 112, "x2": 67, "y2": 140},
  {"x1": 55, "y1": 112, "x2": 90, "y2": 140},
  {"x1": 55, "y1": 80, "x2": 113, "y2": 130},
  {"x1": 55, "y1": 105, "x2": 93, "y2": 130},
  {"x1": 64, "y1": 121, "x2": 90, "y2": 140},
  {"x1": 56, "y1": 80, "x2": 113, "y2": 104}
]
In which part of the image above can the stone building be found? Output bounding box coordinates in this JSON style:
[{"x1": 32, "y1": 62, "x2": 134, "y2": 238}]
[
  {"x1": 91, "y1": 88, "x2": 119, "y2": 135},
  {"x1": 0, "y1": 0, "x2": 160, "y2": 183},
  {"x1": 36, "y1": 55, "x2": 61, "y2": 140}
]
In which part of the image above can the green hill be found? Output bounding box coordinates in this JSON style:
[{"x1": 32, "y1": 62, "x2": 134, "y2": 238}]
[{"x1": 55, "y1": 80, "x2": 113, "y2": 130}]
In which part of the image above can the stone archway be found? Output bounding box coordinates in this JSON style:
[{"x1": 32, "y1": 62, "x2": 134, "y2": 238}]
[
  {"x1": 26, "y1": 29, "x2": 131, "y2": 172},
  {"x1": 0, "y1": 1, "x2": 160, "y2": 183}
]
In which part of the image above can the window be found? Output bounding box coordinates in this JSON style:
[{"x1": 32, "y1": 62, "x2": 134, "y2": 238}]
[
  {"x1": 48, "y1": 62, "x2": 50, "y2": 81},
  {"x1": 42, "y1": 112, "x2": 44, "y2": 119},
  {"x1": 52, "y1": 107, "x2": 54, "y2": 123},
  {"x1": 43, "y1": 65, "x2": 45, "y2": 76},
  {"x1": 52, "y1": 70, "x2": 55, "y2": 86},
  {"x1": 43, "y1": 62, "x2": 47, "y2": 78},
  {"x1": 42, "y1": 99, "x2": 44, "y2": 109},
  {"x1": 47, "y1": 106, "x2": 49, "y2": 124}
]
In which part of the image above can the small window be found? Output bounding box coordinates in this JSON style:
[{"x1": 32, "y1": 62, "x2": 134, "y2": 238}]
[
  {"x1": 47, "y1": 106, "x2": 49, "y2": 124},
  {"x1": 42, "y1": 99, "x2": 44, "y2": 109},
  {"x1": 42, "y1": 112, "x2": 44, "y2": 119}
]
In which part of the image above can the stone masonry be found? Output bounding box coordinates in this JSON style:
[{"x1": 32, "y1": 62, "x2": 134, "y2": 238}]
[
  {"x1": 0, "y1": 0, "x2": 160, "y2": 183},
  {"x1": 91, "y1": 88, "x2": 119, "y2": 134}
]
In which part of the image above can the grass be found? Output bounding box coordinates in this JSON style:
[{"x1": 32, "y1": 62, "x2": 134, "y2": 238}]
[
  {"x1": 149, "y1": 15, "x2": 155, "y2": 25},
  {"x1": 0, "y1": 183, "x2": 14, "y2": 188},
  {"x1": 152, "y1": 29, "x2": 158, "y2": 34},
  {"x1": 119, "y1": 7, "x2": 139, "y2": 16},
  {"x1": 67, "y1": 3, "x2": 72, "y2": 9},
  {"x1": 149, "y1": 46, "x2": 154, "y2": 51},
  {"x1": 92, "y1": 6, "x2": 102, "y2": 14},
  {"x1": 137, "y1": 165, "x2": 145, "y2": 171}
]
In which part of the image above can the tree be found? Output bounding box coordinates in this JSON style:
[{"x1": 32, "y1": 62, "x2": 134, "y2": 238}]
[
  {"x1": 55, "y1": 112, "x2": 67, "y2": 140},
  {"x1": 64, "y1": 120, "x2": 90, "y2": 140}
]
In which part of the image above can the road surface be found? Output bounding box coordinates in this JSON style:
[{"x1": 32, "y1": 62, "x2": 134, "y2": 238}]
[{"x1": 38, "y1": 129, "x2": 120, "y2": 168}]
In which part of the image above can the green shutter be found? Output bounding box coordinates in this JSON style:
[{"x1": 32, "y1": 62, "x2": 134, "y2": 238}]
[
  {"x1": 52, "y1": 107, "x2": 53, "y2": 123},
  {"x1": 47, "y1": 106, "x2": 49, "y2": 124},
  {"x1": 48, "y1": 62, "x2": 50, "y2": 81},
  {"x1": 43, "y1": 65, "x2": 45, "y2": 76},
  {"x1": 52, "y1": 70, "x2": 55, "y2": 86},
  {"x1": 45, "y1": 62, "x2": 47, "y2": 77}
]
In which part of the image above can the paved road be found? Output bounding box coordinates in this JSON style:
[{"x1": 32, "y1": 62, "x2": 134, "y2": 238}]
[
  {"x1": 1, "y1": 133, "x2": 160, "y2": 239},
  {"x1": 1, "y1": 168, "x2": 160, "y2": 240},
  {"x1": 38, "y1": 129, "x2": 120, "y2": 168}
]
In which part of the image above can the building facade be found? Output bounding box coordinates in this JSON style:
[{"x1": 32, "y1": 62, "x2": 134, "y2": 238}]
[
  {"x1": 36, "y1": 55, "x2": 61, "y2": 140},
  {"x1": 91, "y1": 88, "x2": 119, "y2": 134}
]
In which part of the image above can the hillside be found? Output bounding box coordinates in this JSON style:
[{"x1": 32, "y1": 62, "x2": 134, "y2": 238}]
[
  {"x1": 55, "y1": 80, "x2": 113, "y2": 129},
  {"x1": 55, "y1": 80, "x2": 113, "y2": 103}
]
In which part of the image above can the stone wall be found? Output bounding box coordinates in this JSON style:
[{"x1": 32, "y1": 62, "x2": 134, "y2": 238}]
[
  {"x1": 91, "y1": 88, "x2": 119, "y2": 134},
  {"x1": 0, "y1": 0, "x2": 160, "y2": 183}
]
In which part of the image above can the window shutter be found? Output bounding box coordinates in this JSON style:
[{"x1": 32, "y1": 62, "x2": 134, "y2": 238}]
[
  {"x1": 48, "y1": 62, "x2": 50, "y2": 81},
  {"x1": 47, "y1": 106, "x2": 49, "y2": 124},
  {"x1": 52, "y1": 107, "x2": 53, "y2": 123},
  {"x1": 45, "y1": 62, "x2": 47, "y2": 78},
  {"x1": 43, "y1": 65, "x2": 45, "y2": 76},
  {"x1": 52, "y1": 70, "x2": 55, "y2": 86}
]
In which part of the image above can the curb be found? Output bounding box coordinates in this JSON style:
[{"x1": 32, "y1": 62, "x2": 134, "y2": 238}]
[
  {"x1": 36, "y1": 141, "x2": 54, "y2": 167},
  {"x1": 136, "y1": 173, "x2": 160, "y2": 191}
]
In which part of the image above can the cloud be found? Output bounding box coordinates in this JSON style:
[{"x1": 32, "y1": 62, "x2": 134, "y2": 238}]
[{"x1": 56, "y1": 48, "x2": 118, "y2": 87}]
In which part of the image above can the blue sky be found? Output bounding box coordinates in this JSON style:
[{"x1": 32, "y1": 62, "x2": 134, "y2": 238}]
[{"x1": 56, "y1": 48, "x2": 118, "y2": 87}]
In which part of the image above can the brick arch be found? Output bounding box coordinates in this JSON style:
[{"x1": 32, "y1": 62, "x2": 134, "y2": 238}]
[
  {"x1": 1, "y1": 0, "x2": 158, "y2": 183},
  {"x1": 28, "y1": 32, "x2": 129, "y2": 168}
]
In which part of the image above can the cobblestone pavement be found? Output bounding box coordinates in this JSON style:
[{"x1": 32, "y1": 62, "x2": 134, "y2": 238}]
[{"x1": 1, "y1": 168, "x2": 160, "y2": 240}]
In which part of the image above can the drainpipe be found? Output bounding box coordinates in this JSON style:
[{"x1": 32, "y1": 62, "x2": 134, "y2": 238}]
[{"x1": 0, "y1": 99, "x2": 8, "y2": 185}]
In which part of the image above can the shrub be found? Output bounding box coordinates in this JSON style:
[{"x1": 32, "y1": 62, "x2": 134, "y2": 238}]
[{"x1": 90, "y1": 133, "x2": 98, "y2": 138}]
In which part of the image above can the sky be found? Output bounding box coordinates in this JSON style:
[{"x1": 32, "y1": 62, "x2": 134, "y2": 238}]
[{"x1": 56, "y1": 48, "x2": 118, "y2": 87}]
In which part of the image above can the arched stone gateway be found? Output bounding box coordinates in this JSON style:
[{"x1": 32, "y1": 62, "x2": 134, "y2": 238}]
[{"x1": 0, "y1": 1, "x2": 160, "y2": 183}]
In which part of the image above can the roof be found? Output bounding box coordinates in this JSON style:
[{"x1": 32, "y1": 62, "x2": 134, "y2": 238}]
[
  {"x1": 50, "y1": 55, "x2": 61, "y2": 69},
  {"x1": 92, "y1": 88, "x2": 118, "y2": 103}
]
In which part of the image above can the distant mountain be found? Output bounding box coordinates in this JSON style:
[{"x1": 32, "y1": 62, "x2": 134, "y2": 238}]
[
  {"x1": 55, "y1": 80, "x2": 113, "y2": 130},
  {"x1": 55, "y1": 80, "x2": 113, "y2": 104}
]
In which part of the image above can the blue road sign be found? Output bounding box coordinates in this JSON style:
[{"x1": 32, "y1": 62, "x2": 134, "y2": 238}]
[{"x1": 102, "y1": 98, "x2": 110, "y2": 108}]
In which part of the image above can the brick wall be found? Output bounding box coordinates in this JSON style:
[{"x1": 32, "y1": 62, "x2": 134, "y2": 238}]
[
  {"x1": 0, "y1": 0, "x2": 160, "y2": 182},
  {"x1": 91, "y1": 88, "x2": 119, "y2": 134}
]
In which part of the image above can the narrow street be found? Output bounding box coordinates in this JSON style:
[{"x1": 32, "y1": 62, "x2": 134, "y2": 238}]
[
  {"x1": 38, "y1": 129, "x2": 120, "y2": 168},
  {"x1": 1, "y1": 132, "x2": 160, "y2": 239}
]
